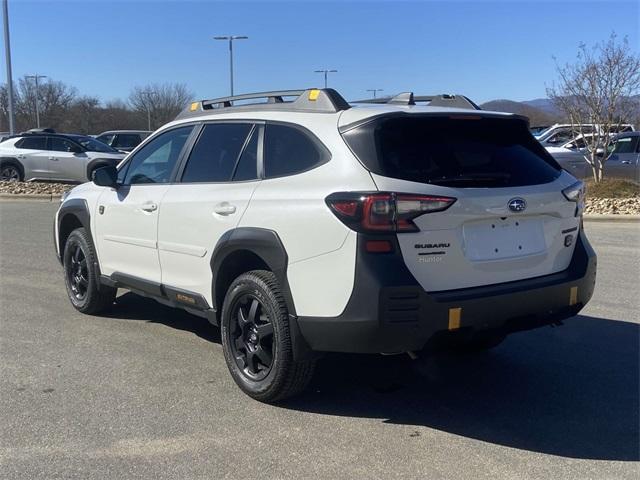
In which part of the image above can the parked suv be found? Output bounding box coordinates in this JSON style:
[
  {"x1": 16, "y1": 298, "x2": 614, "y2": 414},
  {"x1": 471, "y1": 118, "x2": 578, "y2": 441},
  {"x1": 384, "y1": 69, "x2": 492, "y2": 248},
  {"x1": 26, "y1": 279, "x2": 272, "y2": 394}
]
[
  {"x1": 0, "y1": 132, "x2": 125, "y2": 182},
  {"x1": 95, "y1": 130, "x2": 151, "y2": 153},
  {"x1": 54, "y1": 89, "x2": 597, "y2": 402}
]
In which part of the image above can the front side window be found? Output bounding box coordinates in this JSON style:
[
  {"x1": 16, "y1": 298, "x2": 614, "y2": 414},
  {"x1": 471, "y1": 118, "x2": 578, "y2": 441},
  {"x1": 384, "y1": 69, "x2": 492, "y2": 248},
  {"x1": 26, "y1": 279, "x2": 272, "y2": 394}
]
[
  {"x1": 612, "y1": 136, "x2": 639, "y2": 154},
  {"x1": 49, "y1": 137, "x2": 78, "y2": 152},
  {"x1": 70, "y1": 135, "x2": 119, "y2": 153},
  {"x1": 96, "y1": 134, "x2": 115, "y2": 146},
  {"x1": 263, "y1": 124, "x2": 326, "y2": 178},
  {"x1": 16, "y1": 137, "x2": 46, "y2": 150},
  {"x1": 122, "y1": 126, "x2": 193, "y2": 185},
  {"x1": 181, "y1": 123, "x2": 252, "y2": 183}
]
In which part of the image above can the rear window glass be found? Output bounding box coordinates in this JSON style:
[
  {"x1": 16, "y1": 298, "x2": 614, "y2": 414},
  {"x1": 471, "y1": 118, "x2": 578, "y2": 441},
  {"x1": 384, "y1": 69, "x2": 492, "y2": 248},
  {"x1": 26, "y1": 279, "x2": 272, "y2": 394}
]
[{"x1": 342, "y1": 115, "x2": 561, "y2": 188}]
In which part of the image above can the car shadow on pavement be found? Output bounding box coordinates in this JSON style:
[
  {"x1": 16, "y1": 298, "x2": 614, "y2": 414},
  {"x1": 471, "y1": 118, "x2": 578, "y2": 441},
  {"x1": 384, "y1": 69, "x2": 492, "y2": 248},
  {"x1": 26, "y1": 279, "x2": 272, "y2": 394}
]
[
  {"x1": 282, "y1": 314, "x2": 639, "y2": 462},
  {"x1": 107, "y1": 291, "x2": 221, "y2": 344},
  {"x1": 104, "y1": 297, "x2": 638, "y2": 461}
]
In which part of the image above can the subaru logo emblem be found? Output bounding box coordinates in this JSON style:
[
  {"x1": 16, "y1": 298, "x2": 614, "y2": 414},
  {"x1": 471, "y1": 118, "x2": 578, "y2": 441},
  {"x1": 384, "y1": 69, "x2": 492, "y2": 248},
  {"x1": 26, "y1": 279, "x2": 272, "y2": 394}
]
[{"x1": 508, "y1": 198, "x2": 527, "y2": 212}]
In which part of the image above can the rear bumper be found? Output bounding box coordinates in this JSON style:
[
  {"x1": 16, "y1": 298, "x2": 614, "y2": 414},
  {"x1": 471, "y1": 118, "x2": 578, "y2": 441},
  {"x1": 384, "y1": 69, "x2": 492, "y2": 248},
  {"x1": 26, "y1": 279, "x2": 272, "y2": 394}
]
[{"x1": 296, "y1": 229, "x2": 597, "y2": 354}]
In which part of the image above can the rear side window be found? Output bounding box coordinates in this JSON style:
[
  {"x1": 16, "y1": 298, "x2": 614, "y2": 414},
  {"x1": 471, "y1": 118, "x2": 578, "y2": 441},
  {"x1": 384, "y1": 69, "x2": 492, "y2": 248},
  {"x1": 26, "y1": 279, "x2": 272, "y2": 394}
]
[
  {"x1": 16, "y1": 137, "x2": 46, "y2": 150},
  {"x1": 181, "y1": 123, "x2": 252, "y2": 183},
  {"x1": 263, "y1": 124, "x2": 327, "y2": 178},
  {"x1": 115, "y1": 134, "x2": 142, "y2": 149},
  {"x1": 342, "y1": 115, "x2": 561, "y2": 188}
]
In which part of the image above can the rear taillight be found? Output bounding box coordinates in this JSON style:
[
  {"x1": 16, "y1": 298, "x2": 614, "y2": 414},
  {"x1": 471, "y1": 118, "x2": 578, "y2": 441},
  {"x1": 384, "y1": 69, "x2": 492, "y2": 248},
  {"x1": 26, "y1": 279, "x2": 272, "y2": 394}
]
[
  {"x1": 326, "y1": 192, "x2": 456, "y2": 233},
  {"x1": 562, "y1": 181, "x2": 586, "y2": 217}
]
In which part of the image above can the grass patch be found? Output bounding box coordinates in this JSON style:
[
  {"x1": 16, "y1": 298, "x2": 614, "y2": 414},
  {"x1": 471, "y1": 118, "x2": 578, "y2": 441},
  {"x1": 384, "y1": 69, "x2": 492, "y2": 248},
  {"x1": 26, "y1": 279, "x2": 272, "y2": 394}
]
[{"x1": 585, "y1": 178, "x2": 640, "y2": 198}]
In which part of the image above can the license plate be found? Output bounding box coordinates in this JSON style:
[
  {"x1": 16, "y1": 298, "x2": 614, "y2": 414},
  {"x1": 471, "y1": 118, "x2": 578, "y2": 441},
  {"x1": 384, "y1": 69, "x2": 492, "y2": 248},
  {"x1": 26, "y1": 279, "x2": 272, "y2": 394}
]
[{"x1": 463, "y1": 217, "x2": 546, "y2": 261}]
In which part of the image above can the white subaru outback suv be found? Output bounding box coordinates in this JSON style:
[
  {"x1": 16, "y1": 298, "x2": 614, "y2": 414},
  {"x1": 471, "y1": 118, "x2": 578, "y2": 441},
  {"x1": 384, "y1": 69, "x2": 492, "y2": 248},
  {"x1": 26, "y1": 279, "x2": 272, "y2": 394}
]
[{"x1": 54, "y1": 89, "x2": 597, "y2": 402}]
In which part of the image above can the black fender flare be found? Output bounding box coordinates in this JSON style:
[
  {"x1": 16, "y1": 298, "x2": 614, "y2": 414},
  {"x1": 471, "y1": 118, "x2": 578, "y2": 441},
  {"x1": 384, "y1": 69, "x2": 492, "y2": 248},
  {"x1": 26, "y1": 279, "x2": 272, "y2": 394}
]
[
  {"x1": 56, "y1": 198, "x2": 92, "y2": 263},
  {"x1": 210, "y1": 227, "x2": 316, "y2": 360},
  {"x1": 86, "y1": 158, "x2": 119, "y2": 181},
  {"x1": 210, "y1": 227, "x2": 296, "y2": 315}
]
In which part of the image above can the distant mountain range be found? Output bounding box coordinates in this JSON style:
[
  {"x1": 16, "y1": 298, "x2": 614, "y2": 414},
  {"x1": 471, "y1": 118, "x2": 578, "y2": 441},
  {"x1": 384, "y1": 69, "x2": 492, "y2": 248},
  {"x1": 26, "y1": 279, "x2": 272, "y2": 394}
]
[{"x1": 480, "y1": 98, "x2": 563, "y2": 126}]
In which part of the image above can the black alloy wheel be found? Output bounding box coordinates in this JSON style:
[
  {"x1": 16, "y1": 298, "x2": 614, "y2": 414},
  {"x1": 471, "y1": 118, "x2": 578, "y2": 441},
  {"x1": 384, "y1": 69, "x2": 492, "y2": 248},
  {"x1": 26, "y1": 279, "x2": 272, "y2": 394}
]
[
  {"x1": 228, "y1": 294, "x2": 275, "y2": 381},
  {"x1": 67, "y1": 243, "x2": 89, "y2": 301}
]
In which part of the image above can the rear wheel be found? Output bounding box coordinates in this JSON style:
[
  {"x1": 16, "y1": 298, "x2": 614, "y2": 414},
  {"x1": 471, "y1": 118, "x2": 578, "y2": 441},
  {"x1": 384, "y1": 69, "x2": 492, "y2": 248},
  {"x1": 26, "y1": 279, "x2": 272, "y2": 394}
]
[
  {"x1": 0, "y1": 162, "x2": 23, "y2": 182},
  {"x1": 221, "y1": 270, "x2": 315, "y2": 402},
  {"x1": 63, "y1": 228, "x2": 116, "y2": 314}
]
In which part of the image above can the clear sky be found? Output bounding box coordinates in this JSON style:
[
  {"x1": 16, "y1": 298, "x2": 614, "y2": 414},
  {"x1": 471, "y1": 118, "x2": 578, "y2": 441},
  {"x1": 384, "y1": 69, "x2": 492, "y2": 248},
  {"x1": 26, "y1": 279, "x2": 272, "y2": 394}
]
[{"x1": 3, "y1": 0, "x2": 639, "y2": 104}]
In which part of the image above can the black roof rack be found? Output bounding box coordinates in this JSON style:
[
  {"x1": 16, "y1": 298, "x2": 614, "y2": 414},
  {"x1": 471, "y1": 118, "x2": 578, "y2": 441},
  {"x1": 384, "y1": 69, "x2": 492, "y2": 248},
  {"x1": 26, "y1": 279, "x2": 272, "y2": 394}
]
[
  {"x1": 176, "y1": 88, "x2": 351, "y2": 120},
  {"x1": 352, "y1": 92, "x2": 482, "y2": 110}
]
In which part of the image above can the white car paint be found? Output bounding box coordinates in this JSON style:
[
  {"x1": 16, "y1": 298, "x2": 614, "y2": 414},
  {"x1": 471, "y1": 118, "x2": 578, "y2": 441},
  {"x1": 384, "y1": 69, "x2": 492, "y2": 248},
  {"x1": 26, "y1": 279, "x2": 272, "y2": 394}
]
[{"x1": 57, "y1": 99, "x2": 585, "y2": 318}]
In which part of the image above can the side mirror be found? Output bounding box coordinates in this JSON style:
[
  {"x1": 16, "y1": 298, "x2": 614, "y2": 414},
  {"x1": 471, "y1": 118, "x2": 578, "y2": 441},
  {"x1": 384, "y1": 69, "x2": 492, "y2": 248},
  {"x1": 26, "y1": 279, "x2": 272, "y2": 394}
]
[
  {"x1": 92, "y1": 165, "x2": 118, "y2": 188},
  {"x1": 68, "y1": 144, "x2": 84, "y2": 154}
]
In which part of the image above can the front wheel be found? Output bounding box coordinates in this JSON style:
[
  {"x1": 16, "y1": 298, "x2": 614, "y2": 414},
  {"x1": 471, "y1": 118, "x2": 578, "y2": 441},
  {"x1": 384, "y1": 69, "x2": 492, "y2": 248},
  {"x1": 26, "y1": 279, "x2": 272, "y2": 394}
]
[
  {"x1": 0, "y1": 162, "x2": 23, "y2": 182},
  {"x1": 63, "y1": 228, "x2": 116, "y2": 314},
  {"x1": 220, "y1": 270, "x2": 315, "y2": 402}
]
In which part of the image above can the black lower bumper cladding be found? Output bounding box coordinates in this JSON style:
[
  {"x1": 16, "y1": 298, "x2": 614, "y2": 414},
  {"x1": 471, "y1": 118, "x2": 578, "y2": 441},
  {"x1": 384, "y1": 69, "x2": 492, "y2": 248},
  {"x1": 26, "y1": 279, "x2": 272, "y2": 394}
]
[{"x1": 296, "y1": 229, "x2": 597, "y2": 354}]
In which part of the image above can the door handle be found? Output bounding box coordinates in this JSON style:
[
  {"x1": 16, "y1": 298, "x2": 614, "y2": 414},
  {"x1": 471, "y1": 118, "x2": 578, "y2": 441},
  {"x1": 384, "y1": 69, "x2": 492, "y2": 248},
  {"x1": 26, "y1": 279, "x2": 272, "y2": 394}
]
[
  {"x1": 141, "y1": 202, "x2": 158, "y2": 212},
  {"x1": 213, "y1": 202, "x2": 237, "y2": 216},
  {"x1": 621, "y1": 160, "x2": 632, "y2": 165},
  {"x1": 48, "y1": 156, "x2": 59, "y2": 161}
]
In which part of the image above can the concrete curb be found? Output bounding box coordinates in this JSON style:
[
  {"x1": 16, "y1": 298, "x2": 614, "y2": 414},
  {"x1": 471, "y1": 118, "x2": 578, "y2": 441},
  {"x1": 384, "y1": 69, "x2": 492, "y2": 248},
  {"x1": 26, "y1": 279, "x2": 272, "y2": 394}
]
[
  {"x1": 0, "y1": 193, "x2": 62, "y2": 202},
  {"x1": 583, "y1": 214, "x2": 640, "y2": 222}
]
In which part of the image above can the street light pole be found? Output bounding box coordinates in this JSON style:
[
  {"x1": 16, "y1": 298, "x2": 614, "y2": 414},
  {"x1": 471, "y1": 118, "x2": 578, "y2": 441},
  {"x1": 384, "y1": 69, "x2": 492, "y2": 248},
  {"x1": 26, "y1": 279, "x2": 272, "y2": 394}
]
[
  {"x1": 214, "y1": 35, "x2": 248, "y2": 96},
  {"x1": 26, "y1": 74, "x2": 47, "y2": 128},
  {"x1": 366, "y1": 89, "x2": 384, "y2": 99},
  {"x1": 314, "y1": 69, "x2": 337, "y2": 88},
  {"x1": 2, "y1": 0, "x2": 15, "y2": 134}
]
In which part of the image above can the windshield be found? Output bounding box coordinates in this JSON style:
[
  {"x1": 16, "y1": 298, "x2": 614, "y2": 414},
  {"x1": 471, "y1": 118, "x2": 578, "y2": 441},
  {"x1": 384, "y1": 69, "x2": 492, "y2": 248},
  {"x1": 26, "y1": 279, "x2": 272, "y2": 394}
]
[
  {"x1": 69, "y1": 135, "x2": 119, "y2": 153},
  {"x1": 342, "y1": 115, "x2": 562, "y2": 188}
]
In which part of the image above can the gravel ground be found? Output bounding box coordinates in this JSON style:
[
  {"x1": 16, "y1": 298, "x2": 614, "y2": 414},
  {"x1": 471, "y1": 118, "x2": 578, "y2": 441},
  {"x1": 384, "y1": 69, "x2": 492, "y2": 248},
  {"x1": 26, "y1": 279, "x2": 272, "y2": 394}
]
[
  {"x1": 0, "y1": 181, "x2": 72, "y2": 195},
  {"x1": 584, "y1": 197, "x2": 640, "y2": 215},
  {"x1": 2, "y1": 181, "x2": 639, "y2": 214}
]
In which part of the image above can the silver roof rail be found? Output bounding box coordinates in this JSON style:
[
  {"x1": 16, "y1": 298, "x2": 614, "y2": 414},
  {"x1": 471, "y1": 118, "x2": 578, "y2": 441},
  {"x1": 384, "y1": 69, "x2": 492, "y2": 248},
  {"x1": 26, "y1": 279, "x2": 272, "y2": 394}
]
[
  {"x1": 352, "y1": 93, "x2": 482, "y2": 110},
  {"x1": 176, "y1": 88, "x2": 351, "y2": 120}
]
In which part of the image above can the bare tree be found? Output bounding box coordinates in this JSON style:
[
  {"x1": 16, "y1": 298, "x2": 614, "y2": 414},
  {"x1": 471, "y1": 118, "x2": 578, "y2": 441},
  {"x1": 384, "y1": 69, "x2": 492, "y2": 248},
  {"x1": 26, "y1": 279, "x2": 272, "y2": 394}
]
[
  {"x1": 547, "y1": 34, "x2": 640, "y2": 182},
  {"x1": 16, "y1": 76, "x2": 78, "y2": 130},
  {"x1": 129, "y1": 83, "x2": 193, "y2": 130}
]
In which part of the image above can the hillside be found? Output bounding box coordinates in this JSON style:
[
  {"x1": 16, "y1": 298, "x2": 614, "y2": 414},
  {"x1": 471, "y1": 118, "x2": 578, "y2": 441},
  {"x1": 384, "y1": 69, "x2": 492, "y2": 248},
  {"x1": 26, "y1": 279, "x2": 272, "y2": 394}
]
[{"x1": 480, "y1": 99, "x2": 563, "y2": 126}]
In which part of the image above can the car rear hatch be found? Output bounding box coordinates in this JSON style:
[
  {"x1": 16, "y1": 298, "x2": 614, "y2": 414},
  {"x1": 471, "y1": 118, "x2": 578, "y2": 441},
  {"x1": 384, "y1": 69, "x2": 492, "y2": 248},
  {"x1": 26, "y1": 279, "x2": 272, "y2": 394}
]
[{"x1": 338, "y1": 112, "x2": 584, "y2": 292}]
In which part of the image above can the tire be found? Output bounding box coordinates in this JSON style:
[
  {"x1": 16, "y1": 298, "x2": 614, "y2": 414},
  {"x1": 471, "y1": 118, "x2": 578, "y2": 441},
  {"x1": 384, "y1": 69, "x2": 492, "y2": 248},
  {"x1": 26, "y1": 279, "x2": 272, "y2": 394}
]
[
  {"x1": 0, "y1": 160, "x2": 24, "y2": 182},
  {"x1": 63, "y1": 227, "x2": 116, "y2": 314},
  {"x1": 458, "y1": 332, "x2": 506, "y2": 353},
  {"x1": 220, "y1": 270, "x2": 315, "y2": 402}
]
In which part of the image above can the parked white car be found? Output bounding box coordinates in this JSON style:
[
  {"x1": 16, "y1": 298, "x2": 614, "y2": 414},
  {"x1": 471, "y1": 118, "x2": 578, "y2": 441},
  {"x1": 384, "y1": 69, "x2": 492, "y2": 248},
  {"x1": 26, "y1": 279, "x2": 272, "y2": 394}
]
[
  {"x1": 0, "y1": 132, "x2": 125, "y2": 182},
  {"x1": 536, "y1": 123, "x2": 635, "y2": 148},
  {"x1": 54, "y1": 88, "x2": 596, "y2": 402}
]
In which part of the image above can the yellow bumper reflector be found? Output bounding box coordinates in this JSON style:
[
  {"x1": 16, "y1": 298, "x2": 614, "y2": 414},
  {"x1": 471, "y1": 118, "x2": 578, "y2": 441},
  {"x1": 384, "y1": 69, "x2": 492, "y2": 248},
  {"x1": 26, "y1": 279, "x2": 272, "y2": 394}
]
[
  {"x1": 308, "y1": 89, "x2": 320, "y2": 101},
  {"x1": 189, "y1": 102, "x2": 199, "y2": 111},
  {"x1": 448, "y1": 308, "x2": 461, "y2": 330},
  {"x1": 569, "y1": 286, "x2": 578, "y2": 306}
]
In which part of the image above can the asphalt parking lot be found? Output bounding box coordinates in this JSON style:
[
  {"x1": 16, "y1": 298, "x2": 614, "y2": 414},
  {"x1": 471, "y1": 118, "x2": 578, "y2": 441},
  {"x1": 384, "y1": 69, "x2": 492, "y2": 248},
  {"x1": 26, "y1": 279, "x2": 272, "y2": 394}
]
[{"x1": 0, "y1": 201, "x2": 638, "y2": 479}]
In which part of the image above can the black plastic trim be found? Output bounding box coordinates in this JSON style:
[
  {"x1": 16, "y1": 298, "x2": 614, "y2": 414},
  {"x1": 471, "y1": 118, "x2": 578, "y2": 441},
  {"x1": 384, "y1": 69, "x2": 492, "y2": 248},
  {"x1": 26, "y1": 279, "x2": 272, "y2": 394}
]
[
  {"x1": 210, "y1": 227, "x2": 296, "y2": 315},
  {"x1": 56, "y1": 198, "x2": 92, "y2": 263},
  {"x1": 296, "y1": 229, "x2": 597, "y2": 354}
]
